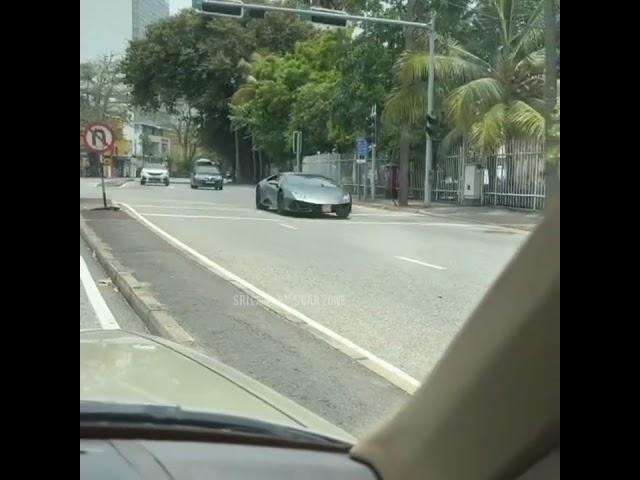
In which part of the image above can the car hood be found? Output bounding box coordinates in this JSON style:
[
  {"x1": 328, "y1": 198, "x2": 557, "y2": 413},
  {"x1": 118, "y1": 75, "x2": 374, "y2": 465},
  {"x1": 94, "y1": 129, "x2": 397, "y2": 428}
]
[
  {"x1": 285, "y1": 185, "x2": 348, "y2": 204},
  {"x1": 142, "y1": 169, "x2": 167, "y2": 175},
  {"x1": 80, "y1": 329, "x2": 353, "y2": 443}
]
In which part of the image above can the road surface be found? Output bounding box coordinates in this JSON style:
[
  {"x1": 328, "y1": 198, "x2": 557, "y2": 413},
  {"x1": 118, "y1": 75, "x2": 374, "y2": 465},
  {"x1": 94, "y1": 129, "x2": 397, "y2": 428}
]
[{"x1": 80, "y1": 177, "x2": 529, "y2": 435}]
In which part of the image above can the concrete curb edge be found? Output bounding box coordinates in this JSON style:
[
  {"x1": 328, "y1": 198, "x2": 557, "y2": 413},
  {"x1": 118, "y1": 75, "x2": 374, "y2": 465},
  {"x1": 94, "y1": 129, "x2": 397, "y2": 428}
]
[
  {"x1": 352, "y1": 201, "x2": 535, "y2": 232},
  {"x1": 80, "y1": 214, "x2": 194, "y2": 345}
]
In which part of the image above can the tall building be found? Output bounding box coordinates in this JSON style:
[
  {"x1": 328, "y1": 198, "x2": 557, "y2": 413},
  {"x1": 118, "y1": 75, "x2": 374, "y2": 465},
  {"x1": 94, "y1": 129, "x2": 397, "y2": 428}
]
[
  {"x1": 132, "y1": 0, "x2": 170, "y2": 40},
  {"x1": 80, "y1": 0, "x2": 169, "y2": 61}
]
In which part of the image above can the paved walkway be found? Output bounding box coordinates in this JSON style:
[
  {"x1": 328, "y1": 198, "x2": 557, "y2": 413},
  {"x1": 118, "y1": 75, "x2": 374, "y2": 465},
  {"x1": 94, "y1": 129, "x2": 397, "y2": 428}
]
[{"x1": 353, "y1": 199, "x2": 543, "y2": 231}]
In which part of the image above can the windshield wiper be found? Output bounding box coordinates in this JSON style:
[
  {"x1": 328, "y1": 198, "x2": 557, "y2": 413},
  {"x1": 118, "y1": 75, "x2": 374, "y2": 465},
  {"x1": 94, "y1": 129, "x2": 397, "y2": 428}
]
[{"x1": 80, "y1": 401, "x2": 351, "y2": 451}]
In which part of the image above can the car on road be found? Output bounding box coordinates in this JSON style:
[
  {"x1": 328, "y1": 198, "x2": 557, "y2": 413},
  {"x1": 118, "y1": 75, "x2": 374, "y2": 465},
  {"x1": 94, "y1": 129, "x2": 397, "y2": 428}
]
[
  {"x1": 256, "y1": 173, "x2": 352, "y2": 219},
  {"x1": 191, "y1": 164, "x2": 224, "y2": 190},
  {"x1": 140, "y1": 166, "x2": 170, "y2": 186}
]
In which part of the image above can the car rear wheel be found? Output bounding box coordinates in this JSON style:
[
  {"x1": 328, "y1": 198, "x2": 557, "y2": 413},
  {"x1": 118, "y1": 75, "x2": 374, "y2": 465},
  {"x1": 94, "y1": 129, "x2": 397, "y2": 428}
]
[
  {"x1": 256, "y1": 188, "x2": 266, "y2": 210},
  {"x1": 336, "y1": 204, "x2": 350, "y2": 219}
]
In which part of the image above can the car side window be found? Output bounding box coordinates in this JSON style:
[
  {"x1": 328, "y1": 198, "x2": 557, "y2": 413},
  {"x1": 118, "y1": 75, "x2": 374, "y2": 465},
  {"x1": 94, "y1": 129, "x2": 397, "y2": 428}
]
[{"x1": 267, "y1": 175, "x2": 279, "y2": 184}]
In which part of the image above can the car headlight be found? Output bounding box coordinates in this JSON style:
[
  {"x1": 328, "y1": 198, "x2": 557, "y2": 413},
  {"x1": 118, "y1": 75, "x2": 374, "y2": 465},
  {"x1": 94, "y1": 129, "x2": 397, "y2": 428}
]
[
  {"x1": 342, "y1": 193, "x2": 351, "y2": 202},
  {"x1": 291, "y1": 191, "x2": 306, "y2": 200}
]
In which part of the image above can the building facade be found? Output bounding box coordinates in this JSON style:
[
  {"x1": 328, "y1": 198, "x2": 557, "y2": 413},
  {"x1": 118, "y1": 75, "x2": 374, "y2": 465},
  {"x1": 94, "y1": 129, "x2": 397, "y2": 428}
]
[
  {"x1": 132, "y1": 0, "x2": 170, "y2": 40},
  {"x1": 80, "y1": 0, "x2": 169, "y2": 61}
]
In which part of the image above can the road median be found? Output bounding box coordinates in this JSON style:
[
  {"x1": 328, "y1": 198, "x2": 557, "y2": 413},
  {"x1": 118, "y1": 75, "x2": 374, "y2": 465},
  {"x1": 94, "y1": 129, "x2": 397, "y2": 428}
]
[{"x1": 80, "y1": 206, "x2": 193, "y2": 345}]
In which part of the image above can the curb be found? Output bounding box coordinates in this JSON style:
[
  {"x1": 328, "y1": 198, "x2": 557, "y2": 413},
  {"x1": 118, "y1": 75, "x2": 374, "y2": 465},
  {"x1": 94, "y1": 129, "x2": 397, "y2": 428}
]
[
  {"x1": 353, "y1": 201, "x2": 536, "y2": 233},
  {"x1": 80, "y1": 214, "x2": 194, "y2": 345}
]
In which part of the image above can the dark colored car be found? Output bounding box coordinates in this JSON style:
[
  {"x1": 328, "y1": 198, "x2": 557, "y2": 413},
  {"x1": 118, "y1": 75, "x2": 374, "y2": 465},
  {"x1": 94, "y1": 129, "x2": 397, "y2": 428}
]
[
  {"x1": 256, "y1": 173, "x2": 352, "y2": 219},
  {"x1": 191, "y1": 165, "x2": 224, "y2": 190}
]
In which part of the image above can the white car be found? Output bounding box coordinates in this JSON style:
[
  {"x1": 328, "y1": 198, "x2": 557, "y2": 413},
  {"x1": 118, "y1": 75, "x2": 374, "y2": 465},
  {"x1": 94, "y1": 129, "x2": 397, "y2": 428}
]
[{"x1": 140, "y1": 167, "x2": 170, "y2": 186}]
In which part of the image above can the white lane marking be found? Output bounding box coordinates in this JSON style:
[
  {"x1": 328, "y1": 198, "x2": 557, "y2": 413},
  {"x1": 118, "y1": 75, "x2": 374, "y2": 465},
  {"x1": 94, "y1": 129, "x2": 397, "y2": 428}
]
[
  {"x1": 119, "y1": 202, "x2": 420, "y2": 394},
  {"x1": 80, "y1": 256, "x2": 120, "y2": 330},
  {"x1": 279, "y1": 223, "x2": 299, "y2": 230},
  {"x1": 130, "y1": 204, "x2": 250, "y2": 212},
  {"x1": 144, "y1": 213, "x2": 277, "y2": 222},
  {"x1": 395, "y1": 256, "x2": 447, "y2": 271},
  {"x1": 138, "y1": 212, "x2": 475, "y2": 229},
  {"x1": 119, "y1": 182, "x2": 132, "y2": 188},
  {"x1": 350, "y1": 213, "x2": 422, "y2": 217},
  {"x1": 120, "y1": 199, "x2": 233, "y2": 206}
]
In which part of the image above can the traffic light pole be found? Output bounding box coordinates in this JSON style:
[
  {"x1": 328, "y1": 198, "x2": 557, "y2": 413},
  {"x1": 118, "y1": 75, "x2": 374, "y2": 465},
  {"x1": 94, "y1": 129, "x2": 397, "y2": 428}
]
[
  {"x1": 199, "y1": 1, "x2": 430, "y2": 29},
  {"x1": 423, "y1": 15, "x2": 436, "y2": 208},
  {"x1": 197, "y1": 1, "x2": 435, "y2": 199}
]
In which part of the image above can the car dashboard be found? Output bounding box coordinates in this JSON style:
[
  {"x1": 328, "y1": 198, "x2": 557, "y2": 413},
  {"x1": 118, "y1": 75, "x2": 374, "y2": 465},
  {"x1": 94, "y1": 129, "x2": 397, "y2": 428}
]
[{"x1": 80, "y1": 439, "x2": 378, "y2": 480}]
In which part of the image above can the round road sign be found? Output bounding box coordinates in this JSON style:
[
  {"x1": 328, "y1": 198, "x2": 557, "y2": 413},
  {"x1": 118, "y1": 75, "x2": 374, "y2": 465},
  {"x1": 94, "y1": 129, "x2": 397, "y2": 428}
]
[{"x1": 83, "y1": 123, "x2": 115, "y2": 153}]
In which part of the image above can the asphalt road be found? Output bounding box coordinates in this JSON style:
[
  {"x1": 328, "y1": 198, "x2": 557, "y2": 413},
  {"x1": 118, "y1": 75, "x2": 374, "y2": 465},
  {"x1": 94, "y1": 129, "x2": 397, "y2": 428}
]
[{"x1": 80, "y1": 178, "x2": 527, "y2": 379}]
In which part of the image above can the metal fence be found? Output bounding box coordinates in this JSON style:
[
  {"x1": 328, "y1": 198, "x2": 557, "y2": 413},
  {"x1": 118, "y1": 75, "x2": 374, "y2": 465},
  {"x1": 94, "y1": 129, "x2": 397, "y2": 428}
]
[
  {"x1": 302, "y1": 138, "x2": 546, "y2": 209},
  {"x1": 483, "y1": 139, "x2": 546, "y2": 209}
]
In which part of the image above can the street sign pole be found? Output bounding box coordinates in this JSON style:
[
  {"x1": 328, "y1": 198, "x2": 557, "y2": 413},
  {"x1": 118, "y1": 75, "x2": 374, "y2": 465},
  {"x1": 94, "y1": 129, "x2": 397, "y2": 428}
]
[
  {"x1": 83, "y1": 122, "x2": 116, "y2": 210},
  {"x1": 99, "y1": 153, "x2": 107, "y2": 208}
]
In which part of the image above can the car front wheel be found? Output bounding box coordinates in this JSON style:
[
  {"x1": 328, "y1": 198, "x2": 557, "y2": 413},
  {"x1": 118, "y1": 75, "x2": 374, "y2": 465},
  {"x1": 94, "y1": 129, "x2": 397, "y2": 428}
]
[
  {"x1": 336, "y1": 204, "x2": 351, "y2": 219},
  {"x1": 277, "y1": 190, "x2": 286, "y2": 215}
]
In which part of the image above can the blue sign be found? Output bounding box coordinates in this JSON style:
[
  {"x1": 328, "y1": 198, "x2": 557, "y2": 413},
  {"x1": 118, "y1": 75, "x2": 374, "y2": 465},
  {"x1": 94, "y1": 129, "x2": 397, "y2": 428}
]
[{"x1": 356, "y1": 137, "x2": 368, "y2": 157}]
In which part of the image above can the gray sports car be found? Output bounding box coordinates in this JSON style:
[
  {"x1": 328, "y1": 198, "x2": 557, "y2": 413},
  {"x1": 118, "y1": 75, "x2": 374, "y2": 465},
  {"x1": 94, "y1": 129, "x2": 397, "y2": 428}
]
[{"x1": 256, "y1": 173, "x2": 352, "y2": 219}]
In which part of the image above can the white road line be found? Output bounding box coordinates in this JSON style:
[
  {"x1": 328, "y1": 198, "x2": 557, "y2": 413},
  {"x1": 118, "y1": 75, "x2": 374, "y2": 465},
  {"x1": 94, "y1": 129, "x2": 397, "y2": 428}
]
[
  {"x1": 350, "y1": 213, "x2": 423, "y2": 217},
  {"x1": 119, "y1": 182, "x2": 131, "y2": 188},
  {"x1": 130, "y1": 204, "x2": 250, "y2": 212},
  {"x1": 80, "y1": 256, "x2": 120, "y2": 330},
  {"x1": 279, "y1": 223, "x2": 299, "y2": 230},
  {"x1": 395, "y1": 256, "x2": 447, "y2": 271},
  {"x1": 144, "y1": 213, "x2": 277, "y2": 222},
  {"x1": 138, "y1": 212, "x2": 475, "y2": 229},
  {"x1": 119, "y1": 202, "x2": 420, "y2": 394}
]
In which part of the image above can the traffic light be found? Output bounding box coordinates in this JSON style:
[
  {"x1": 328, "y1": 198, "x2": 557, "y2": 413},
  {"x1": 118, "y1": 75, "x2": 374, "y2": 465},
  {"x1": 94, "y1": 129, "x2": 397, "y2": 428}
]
[
  {"x1": 310, "y1": 7, "x2": 348, "y2": 27},
  {"x1": 199, "y1": 0, "x2": 243, "y2": 18}
]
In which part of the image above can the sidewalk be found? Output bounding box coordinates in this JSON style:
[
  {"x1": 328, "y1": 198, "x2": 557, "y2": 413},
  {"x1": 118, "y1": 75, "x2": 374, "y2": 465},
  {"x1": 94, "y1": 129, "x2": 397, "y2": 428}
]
[{"x1": 353, "y1": 198, "x2": 543, "y2": 231}]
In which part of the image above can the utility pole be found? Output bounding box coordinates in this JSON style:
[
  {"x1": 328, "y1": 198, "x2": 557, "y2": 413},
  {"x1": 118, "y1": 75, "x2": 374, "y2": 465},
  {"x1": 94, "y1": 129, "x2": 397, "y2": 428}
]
[
  {"x1": 370, "y1": 103, "x2": 377, "y2": 200},
  {"x1": 423, "y1": 14, "x2": 436, "y2": 208},
  {"x1": 292, "y1": 130, "x2": 302, "y2": 172},
  {"x1": 234, "y1": 129, "x2": 240, "y2": 182}
]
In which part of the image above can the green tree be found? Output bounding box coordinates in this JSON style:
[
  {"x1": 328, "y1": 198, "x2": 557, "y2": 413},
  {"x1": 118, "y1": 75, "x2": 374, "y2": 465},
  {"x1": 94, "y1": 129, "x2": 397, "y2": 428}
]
[
  {"x1": 80, "y1": 54, "x2": 129, "y2": 126},
  {"x1": 121, "y1": 9, "x2": 313, "y2": 173},
  {"x1": 384, "y1": 0, "x2": 546, "y2": 204}
]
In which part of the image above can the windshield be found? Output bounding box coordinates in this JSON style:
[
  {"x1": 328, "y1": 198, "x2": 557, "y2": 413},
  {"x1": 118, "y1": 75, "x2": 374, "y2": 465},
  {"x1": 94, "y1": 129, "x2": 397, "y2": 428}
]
[
  {"x1": 286, "y1": 175, "x2": 339, "y2": 188},
  {"x1": 81, "y1": 0, "x2": 559, "y2": 442},
  {"x1": 195, "y1": 166, "x2": 221, "y2": 175}
]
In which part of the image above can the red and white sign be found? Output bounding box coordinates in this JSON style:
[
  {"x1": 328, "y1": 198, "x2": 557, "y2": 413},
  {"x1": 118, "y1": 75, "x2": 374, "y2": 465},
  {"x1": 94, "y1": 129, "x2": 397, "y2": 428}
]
[{"x1": 83, "y1": 122, "x2": 115, "y2": 153}]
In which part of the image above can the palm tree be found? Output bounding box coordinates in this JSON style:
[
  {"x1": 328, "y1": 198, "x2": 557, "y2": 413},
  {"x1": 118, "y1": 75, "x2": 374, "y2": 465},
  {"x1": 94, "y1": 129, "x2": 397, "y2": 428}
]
[{"x1": 384, "y1": 0, "x2": 546, "y2": 170}]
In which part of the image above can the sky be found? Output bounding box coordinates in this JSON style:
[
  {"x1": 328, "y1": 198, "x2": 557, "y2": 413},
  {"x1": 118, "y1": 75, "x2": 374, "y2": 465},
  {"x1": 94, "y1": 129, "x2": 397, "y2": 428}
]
[{"x1": 170, "y1": 0, "x2": 193, "y2": 14}]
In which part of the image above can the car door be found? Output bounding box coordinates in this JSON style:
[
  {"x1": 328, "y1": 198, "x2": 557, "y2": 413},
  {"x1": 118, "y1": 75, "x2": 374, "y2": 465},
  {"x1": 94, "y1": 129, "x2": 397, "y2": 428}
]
[{"x1": 263, "y1": 174, "x2": 280, "y2": 205}]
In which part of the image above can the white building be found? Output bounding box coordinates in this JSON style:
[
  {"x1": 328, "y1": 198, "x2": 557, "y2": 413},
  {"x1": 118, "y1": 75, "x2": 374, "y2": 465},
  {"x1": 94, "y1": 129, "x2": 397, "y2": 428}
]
[{"x1": 125, "y1": 121, "x2": 172, "y2": 175}]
